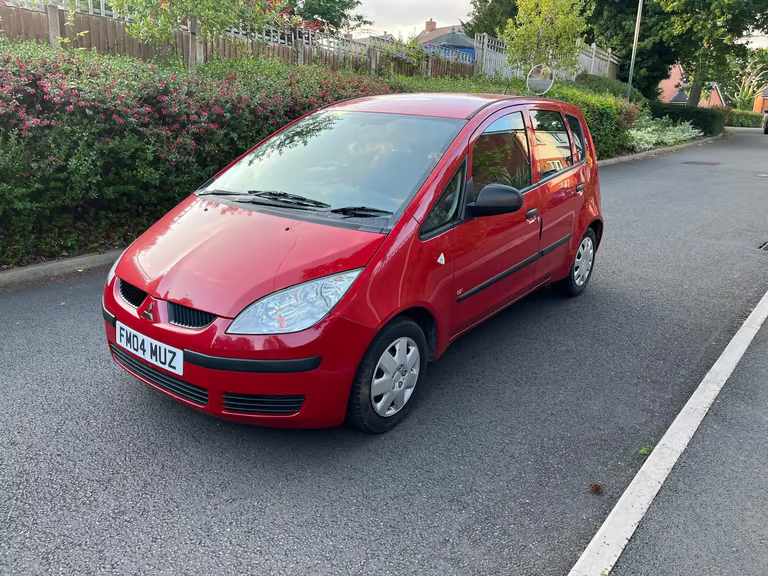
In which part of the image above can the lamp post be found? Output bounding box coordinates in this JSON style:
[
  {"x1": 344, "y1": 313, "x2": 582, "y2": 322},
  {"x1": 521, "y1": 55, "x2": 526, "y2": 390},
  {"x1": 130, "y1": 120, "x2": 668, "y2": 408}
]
[{"x1": 626, "y1": 0, "x2": 644, "y2": 101}]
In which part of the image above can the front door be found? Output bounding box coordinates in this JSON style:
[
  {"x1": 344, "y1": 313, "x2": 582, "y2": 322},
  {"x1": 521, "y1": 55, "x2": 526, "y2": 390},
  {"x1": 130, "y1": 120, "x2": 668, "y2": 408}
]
[{"x1": 451, "y1": 108, "x2": 542, "y2": 336}]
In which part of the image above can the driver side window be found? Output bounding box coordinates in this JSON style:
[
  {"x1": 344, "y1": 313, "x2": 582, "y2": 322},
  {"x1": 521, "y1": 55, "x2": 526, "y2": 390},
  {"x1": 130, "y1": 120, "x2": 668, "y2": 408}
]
[{"x1": 471, "y1": 111, "x2": 531, "y2": 201}]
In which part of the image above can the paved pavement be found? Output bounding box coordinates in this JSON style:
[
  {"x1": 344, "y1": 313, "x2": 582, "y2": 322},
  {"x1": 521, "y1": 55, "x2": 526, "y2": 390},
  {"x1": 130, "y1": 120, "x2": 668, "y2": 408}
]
[
  {"x1": 2, "y1": 128, "x2": 768, "y2": 575},
  {"x1": 612, "y1": 322, "x2": 768, "y2": 576}
]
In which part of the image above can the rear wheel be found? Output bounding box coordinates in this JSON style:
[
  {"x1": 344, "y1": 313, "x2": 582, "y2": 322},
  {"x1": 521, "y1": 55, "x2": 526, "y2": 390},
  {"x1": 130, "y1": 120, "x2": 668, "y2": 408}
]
[
  {"x1": 554, "y1": 228, "x2": 597, "y2": 297},
  {"x1": 346, "y1": 317, "x2": 427, "y2": 434}
]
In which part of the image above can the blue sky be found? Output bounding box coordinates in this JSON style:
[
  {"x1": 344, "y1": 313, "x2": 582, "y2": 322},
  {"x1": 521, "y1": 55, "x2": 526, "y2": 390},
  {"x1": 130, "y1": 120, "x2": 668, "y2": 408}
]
[{"x1": 357, "y1": 0, "x2": 471, "y2": 39}]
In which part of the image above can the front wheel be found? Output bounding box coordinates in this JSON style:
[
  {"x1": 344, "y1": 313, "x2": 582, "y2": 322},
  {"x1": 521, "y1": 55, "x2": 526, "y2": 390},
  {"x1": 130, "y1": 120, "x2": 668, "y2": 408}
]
[
  {"x1": 346, "y1": 317, "x2": 428, "y2": 434},
  {"x1": 554, "y1": 228, "x2": 597, "y2": 297}
]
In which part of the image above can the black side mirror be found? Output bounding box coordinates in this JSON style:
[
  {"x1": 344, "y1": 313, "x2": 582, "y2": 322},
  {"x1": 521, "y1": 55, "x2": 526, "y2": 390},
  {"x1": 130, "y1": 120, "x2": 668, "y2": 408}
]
[{"x1": 468, "y1": 184, "x2": 524, "y2": 217}]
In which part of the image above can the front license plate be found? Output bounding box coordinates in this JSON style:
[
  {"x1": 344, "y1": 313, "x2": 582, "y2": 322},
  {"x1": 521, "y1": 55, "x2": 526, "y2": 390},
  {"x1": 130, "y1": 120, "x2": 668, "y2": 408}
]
[{"x1": 115, "y1": 321, "x2": 184, "y2": 376}]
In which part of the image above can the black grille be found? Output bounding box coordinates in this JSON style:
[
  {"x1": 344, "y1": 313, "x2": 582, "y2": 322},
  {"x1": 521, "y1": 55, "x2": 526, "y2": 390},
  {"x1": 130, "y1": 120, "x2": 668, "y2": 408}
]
[
  {"x1": 119, "y1": 279, "x2": 148, "y2": 308},
  {"x1": 168, "y1": 302, "x2": 217, "y2": 329},
  {"x1": 223, "y1": 393, "x2": 304, "y2": 415},
  {"x1": 111, "y1": 344, "x2": 208, "y2": 406}
]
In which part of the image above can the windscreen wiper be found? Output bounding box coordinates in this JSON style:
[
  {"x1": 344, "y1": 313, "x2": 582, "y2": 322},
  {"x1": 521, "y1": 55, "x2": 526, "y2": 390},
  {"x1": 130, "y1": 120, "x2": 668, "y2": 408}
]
[
  {"x1": 197, "y1": 189, "x2": 246, "y2": 196},
  {"x1": 329, "y1": 206, "x2": 394, "y2": 218},
  {"x1": 247, "y1": 190, "x2": 330, "y2": 209}
]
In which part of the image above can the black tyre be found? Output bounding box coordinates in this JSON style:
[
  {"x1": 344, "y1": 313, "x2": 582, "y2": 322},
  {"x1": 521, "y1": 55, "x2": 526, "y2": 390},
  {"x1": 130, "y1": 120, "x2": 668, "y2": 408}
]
[
  {"x1": 346, "y1": 317, "x2": 428, "y2": 434},
  {"x1": 554, "y1": 228, "x2": 597, "y2": 297}
]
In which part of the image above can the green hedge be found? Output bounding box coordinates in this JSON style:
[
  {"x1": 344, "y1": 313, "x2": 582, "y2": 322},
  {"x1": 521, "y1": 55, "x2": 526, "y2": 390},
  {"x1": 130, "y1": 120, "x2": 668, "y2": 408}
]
[
  {"x1": 725, "y1": 109, "x2": 765, "y2": 128},
  {"x1": 647, "y1": 103, "x2": 726, "y2": 136},
  {"x1": 0, "y1": 41, "x2": 397, "y2": 267},
  {"x1": 574, "y1": 73, "x2": 645, "y2": 103}
]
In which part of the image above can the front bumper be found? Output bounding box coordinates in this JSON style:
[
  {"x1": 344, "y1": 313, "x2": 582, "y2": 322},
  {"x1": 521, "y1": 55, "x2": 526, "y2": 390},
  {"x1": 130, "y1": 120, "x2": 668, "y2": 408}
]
[{"x1": 102, "y1": 285, "x2": 375, "y2": 428}]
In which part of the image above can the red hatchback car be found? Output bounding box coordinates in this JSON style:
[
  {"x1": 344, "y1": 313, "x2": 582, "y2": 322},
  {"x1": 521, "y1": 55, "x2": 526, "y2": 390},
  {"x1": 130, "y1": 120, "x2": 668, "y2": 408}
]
[{"x1": 102, "y1": 93, "x2": 603, "y2": 433}]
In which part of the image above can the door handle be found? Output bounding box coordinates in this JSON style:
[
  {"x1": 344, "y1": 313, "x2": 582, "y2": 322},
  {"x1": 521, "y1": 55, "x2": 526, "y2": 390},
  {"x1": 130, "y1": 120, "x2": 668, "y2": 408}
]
[
  {"x1": 576, "y1": 183, "x2": 586, "y2": 193},
  {"x1": 525, "y1": 208, "x2": 538, "y2": 219}
]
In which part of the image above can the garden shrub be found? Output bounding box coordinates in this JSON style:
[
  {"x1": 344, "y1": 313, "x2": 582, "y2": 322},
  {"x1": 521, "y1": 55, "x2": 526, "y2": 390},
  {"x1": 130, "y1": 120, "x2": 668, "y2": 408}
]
[
  {"x1": 626, "y1": 115, "x2": 702, "y2": 152},
  {"x1": 647, "y1": 103, "x2": 725, "y2": 136},
  {"x1": 574, "y1": 72, "x2": 644, "y2": 103},
  {"x1": 0, "y1": 41, "x2": 396, "y2": 266},
  {"x1": 724, "y1": 108, "x2": 764, "y2": 128}
]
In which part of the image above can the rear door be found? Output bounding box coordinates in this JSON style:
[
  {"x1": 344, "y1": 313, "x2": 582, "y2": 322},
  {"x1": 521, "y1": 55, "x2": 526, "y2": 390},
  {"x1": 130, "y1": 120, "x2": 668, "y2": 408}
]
[
  {"x1": 451, "y1": 108, "x2": 542, "y2": 335},
  {"x1": 528, "y1": 106, "x2": 587, "y2": 285}
]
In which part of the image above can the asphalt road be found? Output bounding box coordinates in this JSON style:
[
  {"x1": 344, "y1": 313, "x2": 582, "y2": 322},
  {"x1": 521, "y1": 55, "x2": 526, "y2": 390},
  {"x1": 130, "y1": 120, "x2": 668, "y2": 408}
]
[
  {"x1": 2, "y1": 128, "x2": 768, "y2": 576},
  {"x1": 612, "y1": 322, "x2": 768, "y2": 576}
]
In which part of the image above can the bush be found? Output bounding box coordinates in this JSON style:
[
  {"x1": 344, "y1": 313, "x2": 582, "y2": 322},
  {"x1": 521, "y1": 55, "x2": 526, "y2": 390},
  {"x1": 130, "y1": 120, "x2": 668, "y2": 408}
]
[
  {"x1": 575, "y1": 72, "x2": 644, "y2": 103},
  {"x1": 0, "y1": 42, "x2": 396, "y2": 266},
  {"x1": 647, "y1": 103, "x2": 725, "y2": 136},
  {"x1": 626, "y1": 115, "x2": 702, "y2": 152},
  {"x1": 724, "y1": 108, "x2": 764, "y2": 128}
]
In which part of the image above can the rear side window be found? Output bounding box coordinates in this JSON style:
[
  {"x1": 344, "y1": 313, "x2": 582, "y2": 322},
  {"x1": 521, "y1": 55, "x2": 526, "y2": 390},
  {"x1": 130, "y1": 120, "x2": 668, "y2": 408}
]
[
  {"x1": 422, "y1": 164, "x2": 465, "y2": 236},
  {"x1": 530, "y1": 109, "x2": 573, "y2": 178},
  {"x1": 471, "y1": 111, "x2": 531, "y2": 198},
  {"x1": 566, "y1": 115, "x2": 586, "y2": 163}
]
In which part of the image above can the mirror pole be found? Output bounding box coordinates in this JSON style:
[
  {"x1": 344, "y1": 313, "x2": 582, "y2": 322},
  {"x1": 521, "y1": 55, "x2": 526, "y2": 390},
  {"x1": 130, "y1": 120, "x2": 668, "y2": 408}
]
[{"x1": 626, "y1": 0, "x2": 644, "y2": 102}]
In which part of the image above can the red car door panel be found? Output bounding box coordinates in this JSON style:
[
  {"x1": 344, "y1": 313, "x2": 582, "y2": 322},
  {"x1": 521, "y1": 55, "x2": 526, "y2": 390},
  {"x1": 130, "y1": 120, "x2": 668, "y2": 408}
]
[
  {"x1": 451, "y1": 108, "x2": 541, "y2": 336},
  {"x1": 528, "y1": 107, "x2": 586, "y2": 284}
]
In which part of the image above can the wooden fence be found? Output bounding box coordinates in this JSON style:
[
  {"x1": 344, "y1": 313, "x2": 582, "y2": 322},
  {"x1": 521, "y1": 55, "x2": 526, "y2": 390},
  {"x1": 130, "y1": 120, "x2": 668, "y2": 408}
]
[
  {"x1": 475, "y1": 33, "x2": 620, "y2": 81},
  {"x1": 0, "y1": 2, "x2": 618, "y2": 81}
]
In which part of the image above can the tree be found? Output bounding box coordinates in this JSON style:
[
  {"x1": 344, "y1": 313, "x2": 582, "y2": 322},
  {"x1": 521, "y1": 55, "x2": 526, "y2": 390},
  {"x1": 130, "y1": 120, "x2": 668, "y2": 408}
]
[
  {"x1": 502, "y1": 0, "x2": 589, "y2": 75},
  {"x1": 110, "y1": 0, "x2": 293, "y2": 45},
  {"x1": 723, "y1": 52, "x2": 768, "y2": 110},
  {"x1": 289, "y1": 0, "x2": 371, "y2": 32},
  {"x1": 463, "y1": 0, "x2": 518, "y2": 38},
  {"x1": 587, "y1": 0, "x2": 682, "y2": 99},
  {"x1": 658, "y1": 0, "x2": 768, "y2": 106}
]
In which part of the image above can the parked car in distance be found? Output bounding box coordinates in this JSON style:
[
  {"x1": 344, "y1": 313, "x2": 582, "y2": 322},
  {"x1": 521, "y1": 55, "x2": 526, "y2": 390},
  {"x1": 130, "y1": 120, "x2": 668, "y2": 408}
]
[
  {"x1": 763, "y1": 109, "x2": 768, "y2": 134},
  {"x1": 102, "y1": 93, "x2": 604, "y2": 433}
]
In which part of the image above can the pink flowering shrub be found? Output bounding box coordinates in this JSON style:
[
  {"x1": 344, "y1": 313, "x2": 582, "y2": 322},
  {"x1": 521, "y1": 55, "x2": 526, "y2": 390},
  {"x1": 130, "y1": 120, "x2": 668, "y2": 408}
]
[{"x1": 0, "y1": 40, "x2": 397, "y2": 266}]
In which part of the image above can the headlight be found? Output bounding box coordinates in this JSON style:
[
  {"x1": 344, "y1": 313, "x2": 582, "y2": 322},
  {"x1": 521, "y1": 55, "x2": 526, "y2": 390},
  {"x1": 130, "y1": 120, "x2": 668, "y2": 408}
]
[
  {"x1": 227, "y1": 269, "x2": 362, "y2": 335},
  {"x1": 106, "y1": 251, "x2": 124, "y2": 287}
]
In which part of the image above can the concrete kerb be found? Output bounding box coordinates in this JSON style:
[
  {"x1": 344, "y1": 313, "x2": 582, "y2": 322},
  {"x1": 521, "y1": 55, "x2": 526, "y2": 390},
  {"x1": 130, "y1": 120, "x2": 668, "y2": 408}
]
[
  {"x1": 597, "y1": 131, "x2": 728, "y2": 168},
  {"x1": 0, "y1": 131, "x2": 731, "y2": 288},
  {"x1": 0, "y1": 249, "x2": 123, "y2": 288}
]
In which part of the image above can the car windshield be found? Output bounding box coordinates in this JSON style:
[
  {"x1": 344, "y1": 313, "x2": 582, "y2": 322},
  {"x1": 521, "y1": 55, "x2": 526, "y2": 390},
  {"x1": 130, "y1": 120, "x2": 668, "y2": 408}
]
[{"x1": 202, "y1": 111, "x2": 466, "y2": 215}]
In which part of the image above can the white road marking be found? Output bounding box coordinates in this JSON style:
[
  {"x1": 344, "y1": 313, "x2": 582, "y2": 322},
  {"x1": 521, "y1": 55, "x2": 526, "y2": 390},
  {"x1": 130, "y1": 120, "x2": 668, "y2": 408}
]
[{"x1": 569, "y1": 288, "x2": 768, "y2": 576}]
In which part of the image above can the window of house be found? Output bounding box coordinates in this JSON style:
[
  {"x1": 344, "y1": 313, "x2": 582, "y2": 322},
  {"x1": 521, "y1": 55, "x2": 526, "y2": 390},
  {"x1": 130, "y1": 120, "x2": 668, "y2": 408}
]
[
  {"x1": 530, "y1": 109, "x2": 573, "y2": 179},
  {"x1": 470, "y1": 111, "x2": 531, "y2": 200},
  {"x1": 421, "y1": 164, "x2": 465, "y2": 236},
  {"x1": 566, "y1": 114, "x2": 586, "y2": 163}
]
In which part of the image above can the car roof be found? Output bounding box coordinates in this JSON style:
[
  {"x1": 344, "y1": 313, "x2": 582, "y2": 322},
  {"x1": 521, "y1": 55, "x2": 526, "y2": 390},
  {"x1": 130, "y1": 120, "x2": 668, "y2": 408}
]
[
  {"x1": 324, "y1": 93, "x2": 581, "y2": 121},
  {"x1": 325, "y1": 93, "x2": 517, "y2": 120}
]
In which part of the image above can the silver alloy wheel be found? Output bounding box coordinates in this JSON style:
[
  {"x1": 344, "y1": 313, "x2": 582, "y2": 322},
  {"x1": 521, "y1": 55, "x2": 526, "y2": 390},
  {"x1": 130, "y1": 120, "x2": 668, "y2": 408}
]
[
  {"x1": 573, "y1": 236, "x2": 595, "y2": 287},
  {"x1": 370, "y1": 337, "x2": 420, "y2": 418}
]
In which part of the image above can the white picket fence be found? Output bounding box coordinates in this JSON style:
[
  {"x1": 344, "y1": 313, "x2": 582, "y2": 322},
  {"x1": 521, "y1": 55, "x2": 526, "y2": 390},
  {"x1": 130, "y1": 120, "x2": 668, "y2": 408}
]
[{"x1": 475, "y1": 33, "x2": 620, "y2": 81}]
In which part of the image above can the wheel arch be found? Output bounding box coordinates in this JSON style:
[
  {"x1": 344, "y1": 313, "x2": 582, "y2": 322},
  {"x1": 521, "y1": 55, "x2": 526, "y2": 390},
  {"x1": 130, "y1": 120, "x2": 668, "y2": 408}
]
[{"x1": 588, "y1": 218, "x2": 604, "y2": 249}]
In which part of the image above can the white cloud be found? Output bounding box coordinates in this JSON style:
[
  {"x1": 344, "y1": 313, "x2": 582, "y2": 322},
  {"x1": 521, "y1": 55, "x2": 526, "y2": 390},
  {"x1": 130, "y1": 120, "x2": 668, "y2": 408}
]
[{"x1": 357, "y1": 0, "x2": 472, "y2": 39}]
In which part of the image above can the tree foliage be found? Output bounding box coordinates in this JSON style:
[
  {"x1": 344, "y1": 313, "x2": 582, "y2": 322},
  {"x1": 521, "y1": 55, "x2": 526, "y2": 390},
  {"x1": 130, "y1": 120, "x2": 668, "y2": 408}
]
[
  {"x1": 724, "y1": 56, "x2": 767, "y2": 110},
  {"x1": 590, "y1": 0, "x2": 768, "y2": 103},
  {"x1": 110, "y1": 0, "x2": 294, "y2": 45},
  {"x1": 502, "y1": 0, "x2": 589, "y2": 75},
  {"x1": 463, "y1": 0, "x2": 518, "y2": 38},
  {"x1": 289, "y1": 0, "x2": 372, "y2": 32},
  {"x1": 587, "y1": 0, "x2": 681, "y2": 99},
  {"x1": 658, "y1": 0, "x2": 768, "y2": 105}
]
